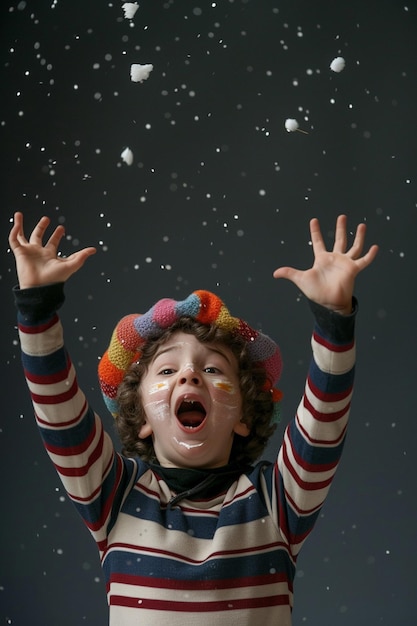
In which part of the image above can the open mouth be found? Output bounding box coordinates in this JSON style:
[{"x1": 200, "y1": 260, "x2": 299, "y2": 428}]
[{"x1": 176, "y1": 398, "x2": 207, "y2": 431}]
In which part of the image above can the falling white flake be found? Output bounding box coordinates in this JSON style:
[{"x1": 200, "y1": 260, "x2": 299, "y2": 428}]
[
  {"x1": 330, "y1": 56, "x2": 346, "y2": 72},
  {"x1": 121, "y1": 147, "x2": 134, "y2": 165},
  {"x1": 285, "y1": 118, "x2": 299, "y2": 132},
  {"x1": 122, "y1": 2, "x2": 139, "y2": 19},
  {"x1": 285, "y1": 118, "x2": 308, "y2": 134},
  {"x1": 130, "y1": 63, "x2": 153, "y2": 83}
]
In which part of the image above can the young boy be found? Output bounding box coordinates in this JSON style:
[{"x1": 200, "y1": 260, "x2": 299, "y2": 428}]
[{"x1": 9, "y1": 211, "x2": 378, "y2": 625}]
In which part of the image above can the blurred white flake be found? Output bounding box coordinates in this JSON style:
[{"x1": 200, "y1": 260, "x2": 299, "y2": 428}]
[
  {"x1": 330, "y1": 56, "x2": 346, "y2": 72},
  {"x1": 285, "y1": 118, "x2": 308, "y2": 134},
  {"x1": 130, "y1": 63, "x2": 153, "y2": 82},
  {"x1": 122, "y1": 3, "x2": 139, "y2": 20},
  {"x1": 285, "y1": 118, "x2": 299, "y2": 132},
  {"x1": 121, "y1": 147, "x2": 134, "y2": 165}
]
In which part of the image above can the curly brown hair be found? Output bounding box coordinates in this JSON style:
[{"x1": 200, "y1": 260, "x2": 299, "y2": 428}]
[{"x1": 115, "y1": 317, "x2": 275, "y2": 466}]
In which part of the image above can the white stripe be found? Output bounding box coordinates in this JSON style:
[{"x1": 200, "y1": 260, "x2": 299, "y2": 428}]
[
  {"x1": 312, "y1": 336, "x2": 355, "y2": 375},
  {"x1": 19, "y1": 320, "x2": 63, "y2": 357}
]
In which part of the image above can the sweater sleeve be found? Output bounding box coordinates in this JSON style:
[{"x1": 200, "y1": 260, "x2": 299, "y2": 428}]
[
  {"x1": 275, "y1": 298, "x2": 357, "y2": 559},
  {"x1": 14, "y1": 283, "x2": 138, "y2": 556}
]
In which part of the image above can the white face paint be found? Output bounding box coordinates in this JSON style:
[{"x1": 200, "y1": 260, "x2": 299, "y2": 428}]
[
  {"x1": 147, "y1": 381, "x2": 170, "y2": 395},
  {"x1": 138, "y1": 332, "x2": 249, "y2": 469},
  {"x1": 173, "y1": 437, "x2": 205, "y2": 450},
  {"x1": 181, "y1": 362, "x2": 196, "y2": 373},
  {"x1": 142, "y1": 398, "x2": 171, "y2": 422},
  {"x1": 209, "y1": 378, "x2": 241, "y2": 416},
  {"x1": 142, "y1": 381, "x2": 172, "y2": 422}
]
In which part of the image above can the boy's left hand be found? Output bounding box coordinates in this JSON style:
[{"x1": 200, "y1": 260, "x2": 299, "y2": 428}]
[{"x1": 273, "y1": 214, "x2": 379, "y2": 315}]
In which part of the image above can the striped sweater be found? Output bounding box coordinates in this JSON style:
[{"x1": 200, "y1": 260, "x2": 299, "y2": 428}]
[{"x1": 15, "y1": 284, "x2": 356, "y2": 626}]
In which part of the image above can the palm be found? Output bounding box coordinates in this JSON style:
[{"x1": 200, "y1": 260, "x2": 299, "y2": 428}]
[
  {"x1": 273, "y1": 215, "x2": 378, "y2": 314},
  {"x1": 9, "y1": 212, "x2": 96, "y2": 289}
]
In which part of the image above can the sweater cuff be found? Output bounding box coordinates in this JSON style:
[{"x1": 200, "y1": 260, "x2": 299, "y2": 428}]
[
  {"x1": 13, "y1": 283, "x2": 66, "y2": 322},
  {"x1": 308, "y1": 297, "x2": 357, "y2": 344}
]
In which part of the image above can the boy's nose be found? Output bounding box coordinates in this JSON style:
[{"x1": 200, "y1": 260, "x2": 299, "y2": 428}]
[
  {"x1": 179, "y1": 366, "x2": 201, "y2": 386},
  {"x1": 179, "y1": 374, "x2": 200, "y2": 385}
]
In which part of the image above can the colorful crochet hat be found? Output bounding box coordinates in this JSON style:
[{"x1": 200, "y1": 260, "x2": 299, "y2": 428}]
[{"x1": 98, "y1": 290, "x2": 283, "y2": 423}]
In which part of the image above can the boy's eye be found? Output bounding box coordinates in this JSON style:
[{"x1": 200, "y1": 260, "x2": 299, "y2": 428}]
[
  {"x1": 204, "y1": 366, "x2": 220, "y2": 374},
  {"x1": 159, "y1": 368, "x2": 175, "y2": 375}
]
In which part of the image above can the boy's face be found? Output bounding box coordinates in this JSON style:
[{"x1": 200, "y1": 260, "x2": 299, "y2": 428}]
[{"x1": 138, "y1": 331, "x2": 250, "y2": 468}]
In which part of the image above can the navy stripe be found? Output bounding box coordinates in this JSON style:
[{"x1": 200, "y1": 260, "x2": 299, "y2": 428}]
[
  {"x1": 21, "y1": 347, "x2": 69, "y2": 377},
  {"x1": 120, "y1": 483, "x2": 271, "y2": 538},
  {"x1": 309, "y1": 360, "x2": 355, "y2": 395},
  {"x1": 103, "y1": 544, "x2": 294, "y2": 583},
  {"x1": 38, "y1": 405, "x2": 96, "y2": 448},
  {"x1": 288, "y1": 419, "x2": 346, "y2": 466},
  {"x1": 277, "y1": 472, "x2": 321, "y2": 538}
]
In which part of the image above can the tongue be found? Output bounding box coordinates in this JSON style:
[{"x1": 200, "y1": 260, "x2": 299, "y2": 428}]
[{"x1": 178, "y1": 412, "x2": 205, "y2": 427}]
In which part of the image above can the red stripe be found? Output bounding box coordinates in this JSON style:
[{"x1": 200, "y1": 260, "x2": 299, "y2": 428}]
[
  {"x1": 304, "y1": 379, "x2": 351, "y2": 421},
  {"x1": 45, "y1": 410, "x2": 97, "y2": 457},
  {"x1": 175, "y1": 505, "x2": 219, "y2": 517},
  {"x1": 110, "y1": 571, "x2": 288, "y2": 591},
  {"x1": 313, "y1": 330, "x2": 354, "y2": 352},
  {"x1": 24, "y1": 364, "x2": 71, "y2": 385},
  {"x1": 296, "y1": 412, "x2": 347, "y2": 447},
  {"x1": 224, "y1": 484, "x2": 256, "y2": 504},
  {"x1": 283, "y1": 482, "x2": 322, "y2": 518},
  {"x1": 36, "y1": 401, "x2": 87, "y2": 429},
  {"x1": 135, "y1": 482, "x2": 163, "y2": 500},
  {"x1": 50, "y1": 427, "x2": 105, "y2": 477},
  {"x1": 31, "y1": 377, "x2": 79, "y2": 405},
  {"x1": 281, "y1": 438, "x2": 333, "y2": 492},
  {"x1": 83, "y1": 454, "x2": 123, "y2": 533},
  {"x1": 178, "y1": 485, "x2": 256, "y2": 515},
  {"x1": 275, "y1": 464, "x2": 290, "y2": 541},
  {"x1": 303, "y1": 394, "x2": 349, "y2": 424},
  {"x1": 287, "y1": 425, "x2": 339, "y2": 474},
  {"x1": 18, "y1": 315, "x2": 59, "y2": 334},
  {"x1": 308, "y1": 376, "x2": 353, "y2": 404},
  {"x1": 67, "y1": 454, "x2": 121, "y2": 534},
  {"x1": 110, "y1": 593, "x2": 289, "y2": 611},
  {"x1": 98, "y1": 538, "x2": 107, "y2": 553},
  {"x1": 69, "y1": 453, "x2": 115, "y2": 504},
  {"x1": 104, "y1": 540, "x2": 286, "y2": 566},
  {"x1": 136, "y1": 481, "x2": 227, "y2": 515}
]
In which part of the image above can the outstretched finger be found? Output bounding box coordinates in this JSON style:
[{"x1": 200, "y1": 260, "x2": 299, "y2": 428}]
[
  {"x1": 28, "y1": 215, "x2": 51, "y2": 245},
  {"x1": 9, "y1": 212, "x2": 31, "y2": 251},
  {"x1": 309, "y1": 217, "x2": 326, "y2": 255},
  {"x1": 46, "y1": 224, "x2": 66, "y2": 251},
  {"x1": 347, "y1": 222, "x2": 366, "y2": 259},
  {"x1": 9, "y1": 212, "x2": 24, "y2": 249},
  {"x1": 333, "y1": 214, "x2": 348, "y2": 253},
  {"x1": 355, "y1": 244, "x2": 379, "y2": 271}
]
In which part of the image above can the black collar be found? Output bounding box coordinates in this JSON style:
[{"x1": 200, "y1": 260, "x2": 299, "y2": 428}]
[{"x1": 149, "y1": 462, "x2": 252, "y2": 507}]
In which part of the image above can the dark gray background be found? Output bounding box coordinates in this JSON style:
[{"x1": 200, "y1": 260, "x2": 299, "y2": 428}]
[{"x1": 1, "y1": 1, "x2": 416, "y2": 624}]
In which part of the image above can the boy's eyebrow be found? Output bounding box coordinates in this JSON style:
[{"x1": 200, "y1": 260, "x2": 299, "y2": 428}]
[{"x1": 153, "y1": 343, "x2": 233, "y2": 365}]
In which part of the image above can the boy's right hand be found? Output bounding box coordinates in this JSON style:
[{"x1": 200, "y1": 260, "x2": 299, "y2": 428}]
[{"x1": 9, "y1": 212, "x2": 96, "y2": 289}]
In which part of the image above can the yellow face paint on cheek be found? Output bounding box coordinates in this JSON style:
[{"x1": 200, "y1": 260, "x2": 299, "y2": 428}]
[
  {"x1": 210, "y1": 378, "x2": 241, "y2": 415},
  {"x1": 211, "y1": 379, "x2": 235, "y2": 394},
  {"x1": 147, "y1": 380, "x2": 170, "y2": 395}
]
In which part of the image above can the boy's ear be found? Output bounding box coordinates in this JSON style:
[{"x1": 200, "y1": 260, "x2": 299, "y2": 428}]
[
  {"x1": 138, "y1": 421, "x2": 153, "y2": 439},
  {"x1": 233, "y1": 420, "x2": 250, "y2": 437}
]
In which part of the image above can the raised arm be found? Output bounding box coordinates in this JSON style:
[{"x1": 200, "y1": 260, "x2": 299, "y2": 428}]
[
  {"x1": 271, "y1": 214, "x2": 378, "y2": 556},
  {"x1": 9, "y1": 213, "x2": 133, "y2": 556},
  {"x1": 273, "y1": 214, "x2": 378, "y2": 314},
  {"x1": 9, "y1": 212, "x2": 96, "y2": 289}
]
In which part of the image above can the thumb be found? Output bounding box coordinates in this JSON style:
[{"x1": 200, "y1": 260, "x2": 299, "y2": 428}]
[
  {"x1": 272, "y1": 266, "x2": 300, "y2": 282},
  {"x1": 64, "y1": 247, "x2": 97, "y2": 277}
]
